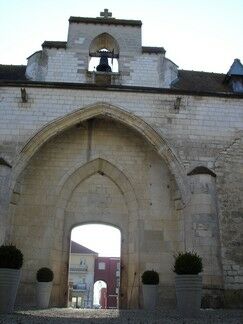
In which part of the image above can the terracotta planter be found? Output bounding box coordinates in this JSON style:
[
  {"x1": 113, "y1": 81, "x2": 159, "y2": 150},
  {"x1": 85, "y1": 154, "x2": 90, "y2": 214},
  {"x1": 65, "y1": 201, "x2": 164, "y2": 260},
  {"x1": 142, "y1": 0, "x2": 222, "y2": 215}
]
[
  {"x1": 36, "y1": 282, "x2": 53, "y2": 308},
  {"x1": 142, "y1": 284, "x2": 158, "y2": 309},
  {"x1": 175, "y1": 274, "x2": 202, "y2": 317},
  {"x1": 0, "y1": 268, "x2": 21, "y2": 313}
]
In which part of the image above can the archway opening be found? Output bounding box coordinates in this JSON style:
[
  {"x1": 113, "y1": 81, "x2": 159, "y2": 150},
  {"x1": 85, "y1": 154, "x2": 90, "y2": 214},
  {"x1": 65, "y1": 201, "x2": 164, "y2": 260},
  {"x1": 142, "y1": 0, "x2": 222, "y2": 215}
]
[
  {"x1": 68, "y1": 224, "x2": 121, "y2": 309},
  {"x1": 88, "y1": 48, "x2": 119, "y2": 72},
  {"x1": 11, "y1": 104, "x2": 187, "y2": 309},
  {"x1": 93, "y1": 280, "x2": 107, "y2": 309},
  {"x1": 88, "y1": 33, "x2": 119, "y2": 73}
]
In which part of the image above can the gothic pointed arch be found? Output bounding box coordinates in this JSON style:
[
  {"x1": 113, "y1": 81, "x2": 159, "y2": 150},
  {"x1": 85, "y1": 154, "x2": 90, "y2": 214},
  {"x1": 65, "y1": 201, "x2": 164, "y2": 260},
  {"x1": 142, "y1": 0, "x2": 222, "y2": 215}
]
[
  {"x1": 56, "y1": 157, "x2": 138, "y2": 221},
  {"x1": 54, "y1": 158, "x2": 137, "y2": 308},
  {"x1": 12, "y1": 102, "x2": 189, "y2": 203},
  {"x1": 89, "y1": 32, "x2": 119, "y2": 55},
  {"x1": 88, "y1": 33, "x2": 119, "y2": 72}
]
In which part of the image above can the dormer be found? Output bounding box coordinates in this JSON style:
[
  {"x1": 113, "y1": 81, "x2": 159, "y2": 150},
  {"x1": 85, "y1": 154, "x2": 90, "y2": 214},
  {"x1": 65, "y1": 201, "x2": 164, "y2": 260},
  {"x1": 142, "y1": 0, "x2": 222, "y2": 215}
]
[{"x1": 225, "y1": 59, "x2": 243, "y2": 93}]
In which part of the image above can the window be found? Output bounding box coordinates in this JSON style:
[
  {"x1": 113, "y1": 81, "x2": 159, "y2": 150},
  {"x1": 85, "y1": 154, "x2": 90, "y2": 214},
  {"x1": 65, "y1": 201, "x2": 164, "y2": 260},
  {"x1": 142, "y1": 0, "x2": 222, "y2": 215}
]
[{"x1": 98, "y1": 262, "x2": 106, "y2": 270}]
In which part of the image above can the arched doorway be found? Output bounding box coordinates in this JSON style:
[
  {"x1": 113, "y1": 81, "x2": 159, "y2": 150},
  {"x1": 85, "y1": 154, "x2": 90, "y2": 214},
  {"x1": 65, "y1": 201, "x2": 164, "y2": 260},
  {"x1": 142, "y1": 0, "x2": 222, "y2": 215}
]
[
  {"x1": 93, "y1": 280, "x2": 107, "y2": 309},
  {"x1": 68, "y1": 224, "x2": 121, "y2": 309},
  {"x1": 8, "y1": 104, "x2": 187, "y2": 308}
]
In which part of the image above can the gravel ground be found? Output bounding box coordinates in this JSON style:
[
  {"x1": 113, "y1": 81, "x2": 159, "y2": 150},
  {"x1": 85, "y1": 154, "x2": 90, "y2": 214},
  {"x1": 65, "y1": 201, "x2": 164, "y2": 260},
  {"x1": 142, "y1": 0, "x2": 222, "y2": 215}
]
[{"x1": 0, "y1": 308, "x2": 242, "y2": 324}]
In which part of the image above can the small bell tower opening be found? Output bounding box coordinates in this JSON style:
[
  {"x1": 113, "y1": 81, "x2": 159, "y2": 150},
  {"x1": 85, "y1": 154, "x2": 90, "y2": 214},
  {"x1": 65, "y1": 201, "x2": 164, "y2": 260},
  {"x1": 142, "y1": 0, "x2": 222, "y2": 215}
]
[
  {"x1": 88, "y1": 49, "x2": 119, "y2": 73},
  {"x1": 96, "y1": 49, "x2": 111, "y2": 72},
  {"x1": 88, "y1": 33, "x2": 119, "y2": 73}
]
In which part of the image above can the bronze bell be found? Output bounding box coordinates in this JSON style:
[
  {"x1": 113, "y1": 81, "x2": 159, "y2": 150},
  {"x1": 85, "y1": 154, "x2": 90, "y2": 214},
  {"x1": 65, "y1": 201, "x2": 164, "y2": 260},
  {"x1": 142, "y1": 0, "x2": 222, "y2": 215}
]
[{"x1": 96, "y1": 52, "x2": 112, "y2": 72}]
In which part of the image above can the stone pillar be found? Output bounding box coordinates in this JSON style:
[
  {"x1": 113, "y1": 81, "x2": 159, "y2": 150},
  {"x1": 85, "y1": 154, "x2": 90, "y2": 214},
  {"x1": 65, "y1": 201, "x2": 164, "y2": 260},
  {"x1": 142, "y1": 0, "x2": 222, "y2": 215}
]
[
  {"x1": 0, "y1": 163, "x2": 12, "y2": 244},
  {"x1": 125, "y1": 218, "x2": 140, "y2": 309},
  {"x1": 186, "y1": 168, "x2": 223, "y2": 306}
]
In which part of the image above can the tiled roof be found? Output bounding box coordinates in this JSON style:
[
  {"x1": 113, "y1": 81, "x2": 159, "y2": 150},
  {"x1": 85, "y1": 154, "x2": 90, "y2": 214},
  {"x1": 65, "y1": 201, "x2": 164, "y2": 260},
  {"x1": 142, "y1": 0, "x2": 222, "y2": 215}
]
[
  {"x1": 71, "y1": 241, "x2": 97, "y2": 254},
  {"x1": 227, "y1": 59, "x2": 243, "y2": 76},
  {"x1": 0, "y1": 64, "x2": 27, "y2": 81},
  {"x1": 142, "y1": 47, "x2": 166, "y2": 54},
  {"x1": 172, "y1": 70, "x2": 229, "y2": 93},
  {"x1": 42, "y1": 41, "x2": 67, "y2": 49},
  {"x1": 0, "y1": 64, "x2": 235, "y2": 94}
]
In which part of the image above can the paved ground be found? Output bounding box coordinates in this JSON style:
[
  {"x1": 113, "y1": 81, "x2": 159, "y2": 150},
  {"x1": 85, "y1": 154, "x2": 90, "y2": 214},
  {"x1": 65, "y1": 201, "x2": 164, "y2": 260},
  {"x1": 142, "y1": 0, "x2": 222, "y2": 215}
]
[{"x1": 0, "y1": 308, "x2": 242, "y2": 324}]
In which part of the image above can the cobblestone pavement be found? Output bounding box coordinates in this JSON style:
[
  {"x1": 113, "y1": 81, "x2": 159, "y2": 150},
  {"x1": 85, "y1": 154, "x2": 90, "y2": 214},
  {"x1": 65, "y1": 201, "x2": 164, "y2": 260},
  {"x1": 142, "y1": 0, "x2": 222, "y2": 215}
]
[{"x1": 0, "y1": 308, "x2": 242, "y2": 324}]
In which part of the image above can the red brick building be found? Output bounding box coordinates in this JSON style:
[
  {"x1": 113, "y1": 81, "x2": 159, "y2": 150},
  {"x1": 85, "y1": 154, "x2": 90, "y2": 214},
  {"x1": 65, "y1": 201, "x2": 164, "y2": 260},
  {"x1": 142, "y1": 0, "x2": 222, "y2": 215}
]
[{"x1": 94, "y1": 257, "x2": 120, "y2": 308}]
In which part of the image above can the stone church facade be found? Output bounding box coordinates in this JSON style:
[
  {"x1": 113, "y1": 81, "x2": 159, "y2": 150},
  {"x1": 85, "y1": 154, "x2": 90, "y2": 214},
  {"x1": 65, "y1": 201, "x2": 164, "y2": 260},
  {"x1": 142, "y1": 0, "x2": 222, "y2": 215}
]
[{"x1": 0, "y1": 10, "x2": 243, "y2": 308}]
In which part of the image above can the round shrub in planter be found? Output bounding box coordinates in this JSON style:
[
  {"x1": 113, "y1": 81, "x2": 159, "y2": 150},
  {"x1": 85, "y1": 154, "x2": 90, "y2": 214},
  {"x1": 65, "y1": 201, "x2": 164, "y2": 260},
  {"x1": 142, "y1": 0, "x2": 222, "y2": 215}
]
[
  {"x1": 142, "y1": 270, "x2": 159, "y2": 285},
  {"x1": 174, "y1": 251, "x2": 203, "y2": 317},
  {"x1": 36, "y1": 267, "x2": 54, "y2": 308},
  {"x1": 36, "y1": 267, "x2": 54, "y2": 282},
  {"x1": 141, "y1": 270, "x2": 159, "y2": 309},
  {"x1": 0, "y1": 245, "x2": 23, "y2": 269},
  {"x1": 0, "y1": 245, "x2": 23, "y2": 313},
  {"x1": 174, "y1": 251, "x2": 203, "y2": 275}
]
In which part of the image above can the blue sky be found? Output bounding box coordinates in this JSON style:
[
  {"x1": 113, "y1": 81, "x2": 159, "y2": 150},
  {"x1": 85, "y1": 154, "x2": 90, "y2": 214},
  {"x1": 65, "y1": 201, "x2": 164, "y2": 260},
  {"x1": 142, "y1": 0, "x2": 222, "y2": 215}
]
[{"x1": 0, "y1": 0, "x2": 242, "y2": 72}]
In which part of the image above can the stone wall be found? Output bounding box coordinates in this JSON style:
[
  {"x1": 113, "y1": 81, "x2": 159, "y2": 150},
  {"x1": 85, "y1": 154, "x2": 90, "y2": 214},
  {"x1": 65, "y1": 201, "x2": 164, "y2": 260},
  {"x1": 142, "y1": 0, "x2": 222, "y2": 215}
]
[
  {"x1": 9, "y1": 119, "x2": 179, "y2": 307},
  {"x1": 215, "y1": 136, "x2": 243, "y2": 293},
  {"x1": 0, "y1": 85, "x2": 243, "y2": 306},
  {"x1": 26, "y1": 48, "x2": 174, "y2": 87}
]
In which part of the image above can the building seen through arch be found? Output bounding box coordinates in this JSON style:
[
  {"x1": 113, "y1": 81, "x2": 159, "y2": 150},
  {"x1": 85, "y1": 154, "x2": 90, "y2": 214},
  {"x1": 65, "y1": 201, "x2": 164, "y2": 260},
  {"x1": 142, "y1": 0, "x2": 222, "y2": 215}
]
[
  {"x1": 68, "y1": 224, "x2": 121, "y2": 309},
  {"x1": 68, "y1": 241, "x2": 98, "y2": 308},
  {"x1": 94, "y1": 256, "x2": 120, "y2": 308}
]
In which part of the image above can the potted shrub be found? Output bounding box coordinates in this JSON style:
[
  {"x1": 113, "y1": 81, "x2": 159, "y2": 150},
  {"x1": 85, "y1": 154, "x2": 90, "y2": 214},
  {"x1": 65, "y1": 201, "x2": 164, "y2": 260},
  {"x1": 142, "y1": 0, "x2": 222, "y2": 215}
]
[
  {"x1": 36, "y1": 267, "x2": 54, "y2": 308},
  {"x1": 173, "y1": 251, "x2": 203, "y2": 317},
  {"x1": 0, "y1": 244, "x2": 23, "y2": 313},
  {"x1": 141, "y1": 270, "x2": 159, "y2": 309}
]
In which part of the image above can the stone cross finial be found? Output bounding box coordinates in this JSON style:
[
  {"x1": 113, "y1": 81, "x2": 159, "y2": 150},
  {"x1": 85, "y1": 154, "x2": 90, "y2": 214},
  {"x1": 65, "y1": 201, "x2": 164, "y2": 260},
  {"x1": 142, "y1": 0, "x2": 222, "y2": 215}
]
[{"x1": 100, "y1": 8, "x2": 112, "y2": 19}]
